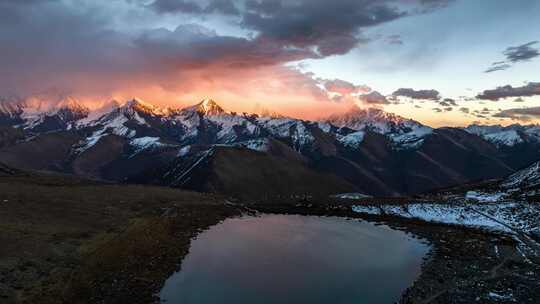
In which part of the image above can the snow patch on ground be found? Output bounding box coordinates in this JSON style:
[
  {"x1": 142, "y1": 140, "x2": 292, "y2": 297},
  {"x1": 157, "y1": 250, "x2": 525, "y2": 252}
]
[
  {"x1": 352, "y1": 201, "x2": 540, "y2": 234},
  {"x1": 333, "y1": 193, "x2": 372, "y2": 199},
  {"x1": 487, "y1": 291, "x2": 515, "y2": 302},
  {"x1": 351, "y1": 205, "x2": 381, "y2": 215},
  {"x1": 466, "y1": 191, "x2": 506, "y2": 203},
  {"x1": 178, "y1": 145, "x2": 191, "y2": 157}
]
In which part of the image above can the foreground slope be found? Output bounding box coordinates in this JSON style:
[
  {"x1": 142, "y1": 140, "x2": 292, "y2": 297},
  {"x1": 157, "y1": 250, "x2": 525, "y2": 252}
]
[
  {"x1": 0, "y1": 166, "x2": 241, "y2": 303},
  {"x1": 136, "y1": 144, "x2": 358, "y2": 200}
]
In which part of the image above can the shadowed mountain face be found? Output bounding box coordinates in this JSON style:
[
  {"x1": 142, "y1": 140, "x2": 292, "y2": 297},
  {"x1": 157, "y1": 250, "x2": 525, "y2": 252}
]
[{"x1": 0, "y1": 97, "x2": 539, "y2": 199}]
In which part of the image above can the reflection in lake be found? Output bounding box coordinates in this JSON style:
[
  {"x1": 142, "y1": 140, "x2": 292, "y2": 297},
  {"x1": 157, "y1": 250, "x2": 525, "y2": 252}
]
[{"x1": 160, "y1": 214, "x2": 429, "y2": 304}]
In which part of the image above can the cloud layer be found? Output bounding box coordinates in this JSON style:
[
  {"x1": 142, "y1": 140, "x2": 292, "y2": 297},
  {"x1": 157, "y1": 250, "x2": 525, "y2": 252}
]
[
  {"x1": 476, "y1": 82, "x2": 540, "y2": 101},
  {"x1": 485, "y1": 41, "x2": 540, "y2": 73},
  {"x1": 0, "y1": 0, "x2": 452, "y2": 117},
  {"x1": 493, "y1": 106, "x2": 540, "y2": 121},
  {"x1": 392, "y1": 88, "x2": 441, "y2": 100}
]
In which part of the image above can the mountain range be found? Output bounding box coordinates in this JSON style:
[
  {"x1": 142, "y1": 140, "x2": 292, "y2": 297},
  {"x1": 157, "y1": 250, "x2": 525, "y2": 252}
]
[{"x1": 1, "y1": 95, "x2": 539, "y2": 199}]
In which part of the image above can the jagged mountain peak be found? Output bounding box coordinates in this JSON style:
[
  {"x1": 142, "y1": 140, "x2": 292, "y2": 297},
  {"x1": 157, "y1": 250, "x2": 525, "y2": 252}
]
[
  {"x1": 196, "y1": 98, "x2": 225, "y2": 116},
  {"x1": 114, "y1": 98, "x2": 172, "y2": 118},
  {"x1": 325, "y1": 105, "x2": 427, "y2": 133},
  {"x1": 122, "y1": 98, "x2": 157, "y2": 111},
  {"x1": 55, "y1": 96, "x2": 89, "y2": 114},
  {"x1": 323, "y1": 105, "x2": 433, "y2": 149}
]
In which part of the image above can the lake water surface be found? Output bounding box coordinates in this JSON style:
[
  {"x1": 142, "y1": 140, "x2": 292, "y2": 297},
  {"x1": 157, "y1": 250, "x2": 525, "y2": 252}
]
[{"x1": 160, "y1": 214, "x2": 429, "y2": 304}]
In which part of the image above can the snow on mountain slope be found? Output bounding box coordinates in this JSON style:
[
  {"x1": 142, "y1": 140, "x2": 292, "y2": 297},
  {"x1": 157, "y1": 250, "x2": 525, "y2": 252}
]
[
  {"x1": 86, "y1": 100, "x2": 150, "y2": 132},
  {"x1": 3, "y1": 95, "x2": 539, "y2": 165},
  {"x1": 195, "y1": 98, "x2": 225, "y2": 115},
  {"x1": 0, "y1": 97, "x2": 24, "y2": 118},
  {"x1": 502, "y1": 161, "x2": 540, "y2": 190},
  {"x1": 22, "y1": 96, "x2": 90, "y2": 131},
  {"x1": 324, "y1": 106, "x2": 432, "y2": 149},
  {"x1": 338, "y1": 131, "x2": 365, "y2": 148},
  {"x1": 484, "y1": 130, "x2": 524, "y2": 146},
  {"x1": 75, "y1": 99, "x2": 160, "y2": 152},
  {"x1": 0, "y1": 94, "x2": 91, "y2": 131},
  {"x1": 129, "y1": 136, "x2": 177, "y2": 156},
  {"x1": 209, "y1": 114, "x2": 259, "y2": 142},
  {"x1": 176, "y1": 99, "x2": 315, "y2": 150},
  {"x1": 171, "y1": 98, "x2": 259, "y2": 143},
  {"x1": 353, "y1": 201, "x2": 540, "y2": 234},
  {"x1": 256, "y1": 116, "x2": 315, "y2": 150},
  {"x1": 464, "y1": 124, "x2": 540, "y2": 147}
]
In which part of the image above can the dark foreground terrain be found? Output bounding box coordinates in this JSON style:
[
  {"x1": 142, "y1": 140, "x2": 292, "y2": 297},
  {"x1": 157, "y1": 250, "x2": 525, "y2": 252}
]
[
  {"x1": 0, "y1": 171, "x2": 241, "y2": 303},
  {"x1": 1, "y1": 171, "x2": 539, "y2": 303}
]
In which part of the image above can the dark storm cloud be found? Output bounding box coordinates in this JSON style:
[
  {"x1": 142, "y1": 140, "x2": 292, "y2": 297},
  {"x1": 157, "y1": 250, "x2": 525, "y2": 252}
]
[
  {"x1": 476, "y1": 82, "x2": 540, "y2": 101},
  {"x1": 146, "y1": 0, "x2": 451, "y2": 58},
  {"x1": 504, "y1": 41, "x2": 540, "y2": 63},
  {"x1": 392, "y1": 88, "x2": 440, "y2": 100},
  {"x1": 149, "y1": 0, "x2": 240, "y2": 15},
  {"x1": 205, "y1": 0, "x2": 240, "y2": 15},
  {"x1": 419, "y1": 0, "x2": 455, "y2": 9},
  {"x1": 492, "y1": 106, "x2": 540, "y2": 121},
  {"x1": 359, "y1": 91, "x2": 389, "y2": 104},
  {"x1": 0, "y1": 0, "x2": 58, "y2": 5},
  {"x1": 149, "y1": 0, "x2": 203, "y2": 14},
  {"x1": 0, "y1": 0, "x2": 311, "y2": 95},
  {"x1": 135, "y1": 24, "x2": 313, "y2": 69},
  {"x1": 241, "y1": 0, "x2": 407, "y2": 56},
  {"x1": 484, "y1": 41, "x2": 540, "y2": 73},
  {"x1": 0, "y1": 0, "x2": 453, "y2": 97},
  {"x1": 0, "y1": 0, "x2": 141, "y2": 94}
]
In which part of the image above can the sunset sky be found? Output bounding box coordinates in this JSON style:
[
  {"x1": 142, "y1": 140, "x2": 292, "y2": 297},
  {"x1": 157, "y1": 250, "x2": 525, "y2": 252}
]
[{"x1": 1, "y1": 0, "x2": 540, "y2": 127}]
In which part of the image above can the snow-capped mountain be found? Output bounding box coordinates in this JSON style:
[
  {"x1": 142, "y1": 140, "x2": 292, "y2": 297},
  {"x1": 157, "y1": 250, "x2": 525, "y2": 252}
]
[
  {"x1": 191, "y1": 98, "x2": 226, "y2": 115},
  {"x1": 464, "y1": 124, "x2": 540, "y2": 147},
  {"x1": 324, "y1": 106, "x2": 433, "y2": 149},
  {"x1": 25, "y1": 96, "x2": 90, "y2": 132},
  {"x1": 0, "y1": 94, "x2": 90, "y2": 132},
  {"x1": 170, "y1": 98, "x2": 260, "y2": 144},
  {"x1": 1, "y1": 97, "x2": 434, "y2": 151},
  {"x1": 0, "y1": 97, "x2": 25, "y2": 125},
  {"x1": 1, "y1": 96, "x2": 540, "y2": 198}
]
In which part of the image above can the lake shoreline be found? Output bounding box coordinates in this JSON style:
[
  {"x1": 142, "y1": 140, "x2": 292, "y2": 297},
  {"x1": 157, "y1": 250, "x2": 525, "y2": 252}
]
[{"x1": 2, "y1": 175, "x2": 538, "y2": 303}]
